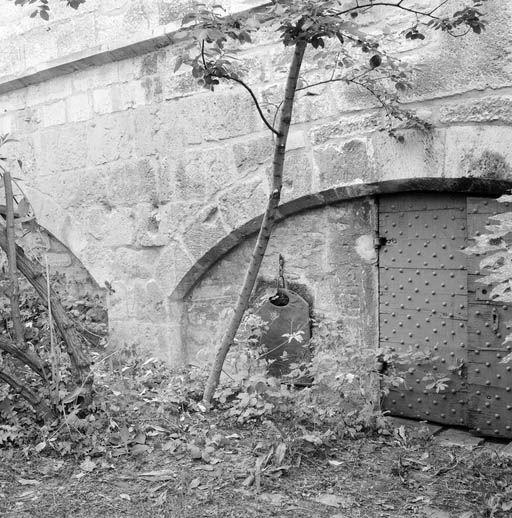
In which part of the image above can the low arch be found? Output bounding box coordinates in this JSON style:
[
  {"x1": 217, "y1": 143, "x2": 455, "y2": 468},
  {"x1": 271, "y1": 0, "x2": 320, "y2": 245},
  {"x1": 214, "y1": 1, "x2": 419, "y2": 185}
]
[{"x1": 171, "y1": 177, "x2": 512, "y2": 301}]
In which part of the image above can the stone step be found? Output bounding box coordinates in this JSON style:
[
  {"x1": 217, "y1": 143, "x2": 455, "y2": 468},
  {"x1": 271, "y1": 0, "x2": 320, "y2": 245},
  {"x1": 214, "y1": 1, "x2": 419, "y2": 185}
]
[{"x1": 433, "y1": 428, "x2": 485, "y2": 449}]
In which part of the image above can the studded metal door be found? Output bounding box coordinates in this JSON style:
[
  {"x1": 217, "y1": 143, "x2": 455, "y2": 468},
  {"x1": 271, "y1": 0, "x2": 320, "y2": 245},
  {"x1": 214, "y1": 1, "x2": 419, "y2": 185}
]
[
  {"x1": 379, "y1": 193, "x2": 469, "y2": 426},
  {"x1": 467, "y1": 197, "x2": 512, "y2": 438}
]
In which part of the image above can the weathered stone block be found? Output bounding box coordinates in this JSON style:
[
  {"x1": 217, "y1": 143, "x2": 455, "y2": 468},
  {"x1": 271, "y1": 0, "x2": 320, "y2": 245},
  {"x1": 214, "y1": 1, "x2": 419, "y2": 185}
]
[
  {"x1": 279, "y1": 149, "x2": 314, "y2": 202},
  {"x1": 106, "y1": 158, "x2": 157, "y2": 205},
  {"x1": 33, "y1": 170, "x2": 81, "y2": 209},
  {"x1": 445, "y1": 125, "x2": 512, "y2": 179},
  {"x1": 314, "y1": 138, "x2": 373, "y2": 188},
  {"x1": 132, "y1": 106, "x2": 160, "y2": 156},
  {"x1": 154, "y1": 242, "x2": 195, "y2": 294},
  {"x1": 155, "y1": 156, "x2": 176, "y2": 203},
  {"x1": 172, "y1": 90, "x2": 262, "y2": 143},
  {"x1": 370, "y1": 128, "x2": 444, "y2": 181},
  {"x1": 309, "y1": 112, "x2": 385, "y2": 146},
  {"x1": 232, "y1": 135, "x2": 273, "y2": 175},
  {"x1": 74, "y1": 205, "x2": 136, "y2": 247},
  {"x1": 12, "y1": 107, "x2": 40, "y2": 134},
  {"x1": 76, "y1": 165, "x2": 109, "y2": 206},
  {"x1": 92, "y1": 87, "x2": 114, "y2": 115},
  {"x1": 116, "y1": 81, "x2": 148, "y2": 110},
  {"x1": 218, "y1": 178, "x2": 268, "y2": 230},
  {"x1": 66, "y1": 92, "x2": 92, "y2": 123},
  {"x1": 109, "y1": 319, "x2": 183, "y2": 364},
  {"x1": 178, "y1": 145, "x2": 237, "y2": 200},
  {"x1": 440, "y1": 96, "x2": 512, "y2": 125},
  {"x1": 112, "y1": 247, "x2": 162, "y2": 280},
  {"x1": 37, "y1": 123, "x2": 88, "y2": 172},
  {"x1": 402, "y1": 3, "x2": 512, "y2": 101},
  {"x1": 72, "y1": 62, "x2": 119, "y2": 92},
  {"x1": 40, "y1": 100, "x2": 66, "y2": 127},
  {"x1": 181, "y1": 205, "x2": 228, "y2": 260},
  {"x1": 87, "y1": 112, "x2": 134, "y2": 165}
]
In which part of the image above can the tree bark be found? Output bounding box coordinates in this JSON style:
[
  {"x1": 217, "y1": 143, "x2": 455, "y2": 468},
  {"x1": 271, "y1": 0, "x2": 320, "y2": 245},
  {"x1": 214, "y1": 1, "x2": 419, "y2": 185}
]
[
  {"x1": 0, "y1": 369, "x2": 55, "y2": 422},
  {"x1": 3, "y1": 170, "x2": 25, "y2": 346},
  {"x1": 0, "y1": 229, "x2": 93, "y2": 402},
  {"x1": 0, "y1": 337, "x2": 47, "y2": 379},
  {"x1": 202, "y1": 40, "x2": 307, "y2": 405}
]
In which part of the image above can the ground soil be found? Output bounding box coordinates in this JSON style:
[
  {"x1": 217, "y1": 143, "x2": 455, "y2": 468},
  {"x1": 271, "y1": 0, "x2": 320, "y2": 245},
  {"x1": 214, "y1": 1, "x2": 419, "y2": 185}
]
[{"x1": 1, "y1": 416, "x2": 511, "y2": 518}]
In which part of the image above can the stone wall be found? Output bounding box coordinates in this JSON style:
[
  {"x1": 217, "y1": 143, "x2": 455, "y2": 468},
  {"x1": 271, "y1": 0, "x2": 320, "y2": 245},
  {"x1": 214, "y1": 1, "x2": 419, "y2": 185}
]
[
  {"x1": 1, "y1": 0, "x2": 512, "y2": 363},
  {"x1": 184, "y1": 199, "x2": 377, "y2": 365}
]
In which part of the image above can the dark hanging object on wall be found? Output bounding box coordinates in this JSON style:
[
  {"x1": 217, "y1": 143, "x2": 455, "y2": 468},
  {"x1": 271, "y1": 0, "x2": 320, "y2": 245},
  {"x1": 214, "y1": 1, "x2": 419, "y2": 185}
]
[{"x1": 257, "y1": 255, "x2": 311, "y2": 379}]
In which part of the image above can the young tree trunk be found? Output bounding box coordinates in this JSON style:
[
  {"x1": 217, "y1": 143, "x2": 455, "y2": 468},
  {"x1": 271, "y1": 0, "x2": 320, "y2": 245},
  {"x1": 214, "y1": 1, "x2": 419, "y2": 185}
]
[
  {"x1": 0, "y1": 230, "x2": 93, "y2": 403},
  {"x1": 0, "y1": 369, "x2": 55, "y2": 422},
  {"x1": 202, "y1": 40, "x2": 307, "y2": 405},
  {"x1": 3, "y1": 171, "x2": 25, "y2": 346}
]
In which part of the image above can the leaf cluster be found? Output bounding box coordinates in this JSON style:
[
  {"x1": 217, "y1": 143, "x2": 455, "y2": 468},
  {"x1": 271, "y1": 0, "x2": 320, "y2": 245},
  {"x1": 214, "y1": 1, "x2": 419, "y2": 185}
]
[{"x1": 9, "y1": 0, "x2": 85, "y2": 20}]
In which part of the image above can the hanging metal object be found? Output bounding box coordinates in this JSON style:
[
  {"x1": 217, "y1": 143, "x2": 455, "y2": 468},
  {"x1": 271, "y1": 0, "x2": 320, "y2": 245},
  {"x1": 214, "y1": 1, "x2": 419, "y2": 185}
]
[{"x1": 257, "y1": 255, "x2": 311, "y2": 378}]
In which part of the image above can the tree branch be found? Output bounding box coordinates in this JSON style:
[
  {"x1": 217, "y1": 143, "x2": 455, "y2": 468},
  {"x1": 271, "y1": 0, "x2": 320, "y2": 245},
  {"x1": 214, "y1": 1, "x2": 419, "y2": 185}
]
[
  {"x1": 3, "y1": 170, "x2": 25, "y2": 347},
  {"x1": 0, "y1": 336, "x2": 48, "y2": 379},
  {"x1": 200, "y1": 40, "x2": 281, "y2": 136},
  {"x1": 333, "y1": 1, "x2": 442, "y2": 20},
  {"x1": 219, "y1": 73, "x2": 282, "y2": 136},
  {"x1": 0, "y1": 227, "x2": 92, "y2": 397},
  {"x1": 0, "y1": 368, "x2": 54, "y2": 421}
]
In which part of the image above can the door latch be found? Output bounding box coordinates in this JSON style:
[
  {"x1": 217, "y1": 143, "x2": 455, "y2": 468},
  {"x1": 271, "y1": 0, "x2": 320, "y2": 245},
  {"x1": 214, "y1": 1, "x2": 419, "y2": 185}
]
[{"x1": 374, "y1": 234, "x2": 387, "y2": 249}]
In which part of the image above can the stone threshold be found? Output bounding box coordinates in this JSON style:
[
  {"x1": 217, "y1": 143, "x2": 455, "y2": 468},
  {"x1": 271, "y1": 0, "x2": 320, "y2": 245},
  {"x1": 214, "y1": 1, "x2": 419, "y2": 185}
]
[{"x1": 390, "y1": 416, "x2": 512, "y2": 452}]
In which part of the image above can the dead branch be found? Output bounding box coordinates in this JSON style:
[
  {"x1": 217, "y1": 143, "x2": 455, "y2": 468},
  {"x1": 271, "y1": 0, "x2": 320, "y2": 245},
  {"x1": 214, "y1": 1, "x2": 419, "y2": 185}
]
[
  {"x1": 3, "y1": 170, "x2": 26, "y2": 346},
  {"x1": 0, "y1": 336, "x2": 47, "y2": 379},
  {"x1": 0, "y1": 368, "x2": 55, "y2": 421},
  {"x1": 0, "y1": 227, "x2": 93, "y2": 402}
]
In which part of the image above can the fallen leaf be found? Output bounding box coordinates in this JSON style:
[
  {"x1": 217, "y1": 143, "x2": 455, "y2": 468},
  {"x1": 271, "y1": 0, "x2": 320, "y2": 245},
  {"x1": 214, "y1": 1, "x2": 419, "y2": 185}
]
[
  {"x1": 162, "y1": 439, "x2": 180, "y2": 453},
  {"x1": 17, "y1": 489, "x2": 37, "y2": 500},
  {"x1": 314, "y1": 494, "x2": 353, "y2": 509},
  {"x1": 503, "y1": 501, "x2": 512, "y2": 511},
  {"x1": 188, "y1": 444, "x2": 203, "y2": 460},
  {"x1": 190, "y1": 478, "x2": 201, "y2": 489},
  {"x1": 302, "y1": 434, "x2": 323, "y2": 446},
  {"x1": 137, "y1": 469, "x2": 175, "y2": 481},
  {"x1": 79, "y1": 458, "x2": 96, "y2": 473},
  {"x1": 18, "y1": 479, "x2": 41, "y2": 486},
  {"x1": 34, "y1": 441, "x2": 46, "y2": 453},
  {"x1": 274, "y1": 443, "x2": 287, "y2": 466},
  {"x1": 131, "y1": 444, "x2": 150, "y2": 455},
  {"x1": 259, "y1": 492, "x2": 285, "y2": 506},
  {"x1": 328, "y1": 460, "x2": 343, "y2": 467},
  {"x1": 119, "y1": 493, "x2": 131, "y2": 501}
]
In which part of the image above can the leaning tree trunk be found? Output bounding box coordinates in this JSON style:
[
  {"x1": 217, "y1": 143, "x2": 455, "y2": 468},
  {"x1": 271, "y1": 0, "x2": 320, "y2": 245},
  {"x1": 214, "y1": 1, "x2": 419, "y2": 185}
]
[
  {"x1": 0, "y1": 230, "x2": 93, "y2": 403},
  {"x1": 3, "y1": 171, "x2": 25, "y2": 346},
  {"x1": 202, "y1": 40, "x2": 308, "y2": 405}
]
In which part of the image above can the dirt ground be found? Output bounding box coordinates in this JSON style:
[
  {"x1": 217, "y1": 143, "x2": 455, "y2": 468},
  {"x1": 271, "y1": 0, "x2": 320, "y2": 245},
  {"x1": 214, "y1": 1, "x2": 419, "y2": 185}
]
[{"x1": 1, "y1": 416, "x2": 512, "y2": 518}]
